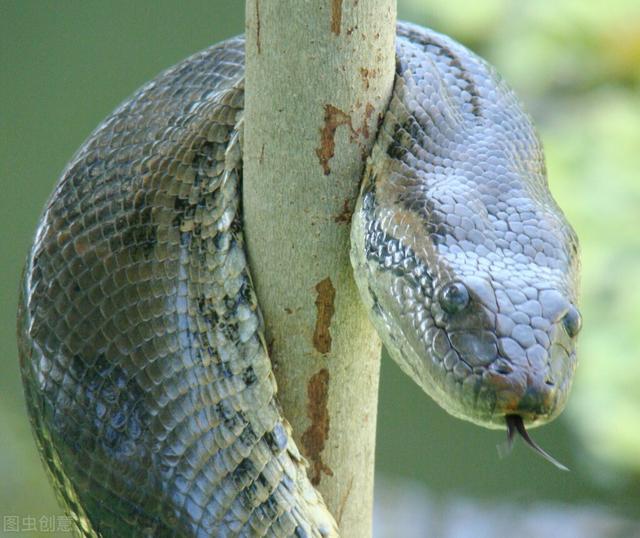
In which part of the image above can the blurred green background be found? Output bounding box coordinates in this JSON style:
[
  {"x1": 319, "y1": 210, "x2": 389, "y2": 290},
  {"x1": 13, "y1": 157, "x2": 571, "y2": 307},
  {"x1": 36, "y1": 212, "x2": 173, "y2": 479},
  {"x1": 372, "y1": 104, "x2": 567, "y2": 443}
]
[{"x1": 2, "y1": 1, "x2": 639, "y2": 536}]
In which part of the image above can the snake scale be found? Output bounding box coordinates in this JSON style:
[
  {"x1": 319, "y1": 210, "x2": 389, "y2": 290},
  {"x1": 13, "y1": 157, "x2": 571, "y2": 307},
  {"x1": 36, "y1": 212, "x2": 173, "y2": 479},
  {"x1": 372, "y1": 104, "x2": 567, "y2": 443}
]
[{"x1": 17, "y1": 22, "x2": 581, "y2": 537}]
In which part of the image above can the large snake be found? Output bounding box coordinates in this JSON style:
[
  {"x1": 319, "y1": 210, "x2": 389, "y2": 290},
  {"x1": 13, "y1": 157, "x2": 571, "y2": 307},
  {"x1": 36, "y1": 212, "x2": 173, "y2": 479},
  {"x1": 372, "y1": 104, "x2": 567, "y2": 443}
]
[{"x1": 17, "y1": 22, "x2": 581, "y2": 537}]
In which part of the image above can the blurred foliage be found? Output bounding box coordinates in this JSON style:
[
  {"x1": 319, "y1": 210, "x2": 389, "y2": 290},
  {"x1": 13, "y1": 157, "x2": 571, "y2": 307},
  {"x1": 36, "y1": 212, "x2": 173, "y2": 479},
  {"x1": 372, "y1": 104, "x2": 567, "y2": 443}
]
[{"x1": 2, "y1": 1, "x2": 639, "y2": 536}]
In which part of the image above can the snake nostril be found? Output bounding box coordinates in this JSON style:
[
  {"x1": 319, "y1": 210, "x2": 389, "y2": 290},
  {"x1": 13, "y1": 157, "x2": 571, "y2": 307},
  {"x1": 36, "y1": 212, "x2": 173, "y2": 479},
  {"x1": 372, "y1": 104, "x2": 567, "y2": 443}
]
[
  {"x1": 562, "y1": 305, "x2": 582, "y2": 338},
  {"x1": 544, "y1": 378, "x2": 555, "y2": 387}
]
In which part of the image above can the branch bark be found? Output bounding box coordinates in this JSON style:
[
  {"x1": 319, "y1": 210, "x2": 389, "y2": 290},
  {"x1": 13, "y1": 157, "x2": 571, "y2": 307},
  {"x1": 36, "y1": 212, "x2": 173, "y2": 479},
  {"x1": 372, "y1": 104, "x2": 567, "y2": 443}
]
[{"x1": 244, "y1": 1, "x2": 396, "y2": 536}]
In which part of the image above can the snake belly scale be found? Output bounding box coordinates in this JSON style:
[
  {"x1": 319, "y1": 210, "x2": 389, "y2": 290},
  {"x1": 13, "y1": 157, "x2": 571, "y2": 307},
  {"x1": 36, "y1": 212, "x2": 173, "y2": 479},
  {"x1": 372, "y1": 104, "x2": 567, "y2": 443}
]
[{"x1": 17, "y1": 23, "x2": 581, "y2": 537}]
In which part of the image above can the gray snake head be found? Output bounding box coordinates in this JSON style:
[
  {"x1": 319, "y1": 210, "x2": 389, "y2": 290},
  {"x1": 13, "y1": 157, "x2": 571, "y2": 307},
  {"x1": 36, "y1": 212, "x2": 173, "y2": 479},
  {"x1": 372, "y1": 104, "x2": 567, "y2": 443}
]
[{"x1": 351, "y1": 24, "x2": 581, "y2": 431}]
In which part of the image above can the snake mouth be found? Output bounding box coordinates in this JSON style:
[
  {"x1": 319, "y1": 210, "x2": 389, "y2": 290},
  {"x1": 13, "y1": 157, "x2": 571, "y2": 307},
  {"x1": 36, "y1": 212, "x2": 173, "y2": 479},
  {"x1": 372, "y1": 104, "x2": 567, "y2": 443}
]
[
  {"x1": 464, "y1": 364, "x2": 564, "y2": 431},
  {"x1": 498, "y1": 414, "x2": 569, "y2": 471},
  {"x1": 476, "y1": 345, "x2": 577, "y2": 429}
]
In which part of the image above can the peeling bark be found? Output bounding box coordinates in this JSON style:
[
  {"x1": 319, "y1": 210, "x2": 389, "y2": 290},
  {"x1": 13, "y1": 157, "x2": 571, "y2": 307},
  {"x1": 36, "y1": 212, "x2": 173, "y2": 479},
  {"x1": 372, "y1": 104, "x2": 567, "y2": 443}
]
[
  {"x1": 244, "y1": 2, "x2": 396, "y2": 536},
  {"x1": 301, "y1": 369, "x2": 333, "y2": 485},
  {"x1": 331, "y1": 0, "x2": 343, "y2": 35},
  {"x1": 316, "y1": 105, "x2": 355, "y2": 176},
  {"x1": 313, "y1": 278, "x2": 336, "y2": 354}
]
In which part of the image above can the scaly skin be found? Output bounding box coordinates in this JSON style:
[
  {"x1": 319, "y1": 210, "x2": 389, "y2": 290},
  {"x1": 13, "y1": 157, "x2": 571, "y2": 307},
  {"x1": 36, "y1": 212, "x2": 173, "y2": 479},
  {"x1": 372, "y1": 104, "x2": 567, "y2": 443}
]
[
  {"x1": 351, "y1": 24, "x2": 580, "y2": 429},
  {"x1": 18, "y1": 23, "x2": 580, "y2": 536}
]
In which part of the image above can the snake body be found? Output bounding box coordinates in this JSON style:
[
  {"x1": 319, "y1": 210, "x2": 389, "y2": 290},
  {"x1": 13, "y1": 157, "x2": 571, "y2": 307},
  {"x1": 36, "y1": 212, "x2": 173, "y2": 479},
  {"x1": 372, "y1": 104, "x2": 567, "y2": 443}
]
[{"x1": 17, "y1": 22, "x2": 580, "y2": 537}]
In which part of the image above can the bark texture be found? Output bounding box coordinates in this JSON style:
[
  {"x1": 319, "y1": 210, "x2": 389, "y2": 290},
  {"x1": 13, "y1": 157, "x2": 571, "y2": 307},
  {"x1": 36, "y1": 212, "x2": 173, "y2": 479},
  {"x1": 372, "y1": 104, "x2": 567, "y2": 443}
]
[{"x1": 243, "y1": 1, "x2": 396, "y2": 535}]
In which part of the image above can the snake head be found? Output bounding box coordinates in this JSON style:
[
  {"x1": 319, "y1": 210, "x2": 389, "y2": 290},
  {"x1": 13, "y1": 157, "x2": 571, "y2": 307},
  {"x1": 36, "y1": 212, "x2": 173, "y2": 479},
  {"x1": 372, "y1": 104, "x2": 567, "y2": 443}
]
[
  {"x1": 427, "y1": 271, "x2": 581, "y2": 429},
  {"x1": 350, "y1": 25, "x2": 581, "y2": 433},
  {"x1": 351, "y1": 172, "x2": 581, "y2": 431}
]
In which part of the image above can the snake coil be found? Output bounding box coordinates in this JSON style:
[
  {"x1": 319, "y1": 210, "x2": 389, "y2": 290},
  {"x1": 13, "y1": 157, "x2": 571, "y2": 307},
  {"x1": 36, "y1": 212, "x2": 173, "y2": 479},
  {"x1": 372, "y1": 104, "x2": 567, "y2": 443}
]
[{"x1": 18, "y1": 22, "x2": 580, "y2": 536}]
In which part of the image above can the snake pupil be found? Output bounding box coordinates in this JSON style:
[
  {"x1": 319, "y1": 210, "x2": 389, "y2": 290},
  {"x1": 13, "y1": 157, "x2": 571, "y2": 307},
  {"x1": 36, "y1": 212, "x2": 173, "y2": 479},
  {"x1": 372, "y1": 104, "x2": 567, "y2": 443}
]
[
  {"x1": 563, "y1": 306, "x2": 582, "y2": 338},
  {"x1": 438, "y1": 282, "x2": 470, "y2": 314}
]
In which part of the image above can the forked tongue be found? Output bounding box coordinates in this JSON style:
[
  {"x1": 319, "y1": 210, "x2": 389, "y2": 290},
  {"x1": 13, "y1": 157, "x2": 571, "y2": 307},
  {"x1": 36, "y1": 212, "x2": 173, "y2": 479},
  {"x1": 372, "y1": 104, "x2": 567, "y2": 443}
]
[{"x1": 497, "y1": 414, "x2": 569, "y2": 471}]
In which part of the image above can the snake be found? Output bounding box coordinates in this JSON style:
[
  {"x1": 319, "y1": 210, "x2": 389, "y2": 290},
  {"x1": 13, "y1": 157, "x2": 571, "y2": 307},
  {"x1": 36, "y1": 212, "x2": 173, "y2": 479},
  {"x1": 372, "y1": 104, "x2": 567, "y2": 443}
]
[{"x1": 17, "y1": 21, "x2": 581, "y2": 537}]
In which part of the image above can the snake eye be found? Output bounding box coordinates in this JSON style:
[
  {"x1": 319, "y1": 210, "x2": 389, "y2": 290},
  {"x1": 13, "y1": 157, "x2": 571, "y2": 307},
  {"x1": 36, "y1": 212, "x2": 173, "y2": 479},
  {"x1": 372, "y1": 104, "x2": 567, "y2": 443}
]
[
  {"x1": 438, "y1": 281, "x2": 470, "y2": 314},
  {"x1": 563, "y1": 305, "x2": 582, "y2": 338}
]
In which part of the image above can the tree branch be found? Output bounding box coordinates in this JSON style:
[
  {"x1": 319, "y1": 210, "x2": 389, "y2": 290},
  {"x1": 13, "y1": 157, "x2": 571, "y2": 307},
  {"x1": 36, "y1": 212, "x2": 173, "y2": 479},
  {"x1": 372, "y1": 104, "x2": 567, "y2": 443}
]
[{"x1": 244, "y1": 1, "x2": 396, "y2": 535}]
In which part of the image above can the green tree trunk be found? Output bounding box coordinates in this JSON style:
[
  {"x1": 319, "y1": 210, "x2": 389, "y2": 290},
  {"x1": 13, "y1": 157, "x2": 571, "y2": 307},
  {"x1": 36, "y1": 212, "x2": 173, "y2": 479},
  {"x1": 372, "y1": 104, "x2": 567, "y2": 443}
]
[{"x1": 243, "y1": 1, "x2": 397, "y2": 535}]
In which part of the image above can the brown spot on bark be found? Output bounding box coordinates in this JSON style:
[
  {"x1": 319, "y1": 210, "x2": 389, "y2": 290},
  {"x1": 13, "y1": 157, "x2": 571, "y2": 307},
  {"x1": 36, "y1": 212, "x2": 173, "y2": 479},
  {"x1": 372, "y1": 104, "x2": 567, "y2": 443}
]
[
  {"x1": 313, "y1": 277, "x2": 336, "y2": 354},
  {"x1": 334, "y1": 198, "x2": 354, "y2": 225},
  {"x1": 315, "y1": 105, "x2": 355, "y2": 176},
  {"x1": 259, "y1": 143, "x2": 265, "y2": 165},
  {"x1": 359, "y1": 67, "x2": 372, "y2": 90},
  {"x1": 315, "y1": 102, "x2": 376, "y2": 175},
  {"x1": 362, "y1": 102, "x2": 375, "y2": 140},
  {"x1": 336, "y1": 475, "x2": 355, "y2": 525},
  {"x1": 301, "y1": 369, "x2": 333, "y2": 485},
  {"x1": 331, "y1": 0, "x2": 343, "y2": 35}
]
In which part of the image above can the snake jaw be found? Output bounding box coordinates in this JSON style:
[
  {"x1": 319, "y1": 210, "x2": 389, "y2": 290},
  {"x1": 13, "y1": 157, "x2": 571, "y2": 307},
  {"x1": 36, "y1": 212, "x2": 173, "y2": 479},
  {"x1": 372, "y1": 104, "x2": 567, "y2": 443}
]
[{"x1": 498, "y1": 414, "x2": 569, "y2": 471}]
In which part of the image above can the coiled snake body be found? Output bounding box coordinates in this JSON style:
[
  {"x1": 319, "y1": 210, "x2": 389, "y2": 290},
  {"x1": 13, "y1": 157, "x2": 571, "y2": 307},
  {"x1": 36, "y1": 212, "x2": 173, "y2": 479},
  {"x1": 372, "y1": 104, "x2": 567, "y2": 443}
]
[{"x1": 17, "y1": 22, "x2": 580, "y2": 536}]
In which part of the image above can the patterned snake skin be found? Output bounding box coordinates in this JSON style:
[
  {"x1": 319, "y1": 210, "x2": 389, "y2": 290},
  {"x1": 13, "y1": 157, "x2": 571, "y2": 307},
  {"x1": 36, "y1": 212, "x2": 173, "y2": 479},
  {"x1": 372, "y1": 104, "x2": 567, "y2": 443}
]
[{"x1": 17, "y1": 23, "x2": 580, "y2": 537}]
